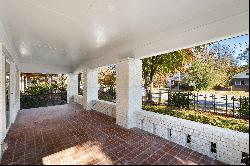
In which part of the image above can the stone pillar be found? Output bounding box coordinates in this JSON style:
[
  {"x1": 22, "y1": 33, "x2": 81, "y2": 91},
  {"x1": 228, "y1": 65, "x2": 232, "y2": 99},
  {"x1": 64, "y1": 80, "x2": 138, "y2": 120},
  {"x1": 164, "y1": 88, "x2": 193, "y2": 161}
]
[
  {"x1": 82, "y1": 68, "x2": 99, "y2": 110},
  {"x1": 67, "y1": 74, "x2": 78, "y2": 103},
  {"x1": 116, "y1": 58, "x2": 142, "y2": 129}
]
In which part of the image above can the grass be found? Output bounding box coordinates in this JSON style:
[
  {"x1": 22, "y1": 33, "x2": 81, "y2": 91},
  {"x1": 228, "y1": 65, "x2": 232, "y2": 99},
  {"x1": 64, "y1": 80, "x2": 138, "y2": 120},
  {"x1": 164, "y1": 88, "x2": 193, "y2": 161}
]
[{"x1": 142, "y1": 105, "x2": 249, "y2": 133}]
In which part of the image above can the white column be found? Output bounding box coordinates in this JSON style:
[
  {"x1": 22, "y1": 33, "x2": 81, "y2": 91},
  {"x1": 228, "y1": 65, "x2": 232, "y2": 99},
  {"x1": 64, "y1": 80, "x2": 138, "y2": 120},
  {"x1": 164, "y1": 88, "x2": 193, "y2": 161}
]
[
  {"x1": 67, "y1": 74, "x2": 78, "y2": 103},
  {"x1": 0, "y1": 44, "x2": 6, "y2": 158},
  {"x1": 82, "y1": 68, "x2": 99, "y2": 110},
  {"x1": 116, "y1": 58, "x2": 142, "y2": 129}
]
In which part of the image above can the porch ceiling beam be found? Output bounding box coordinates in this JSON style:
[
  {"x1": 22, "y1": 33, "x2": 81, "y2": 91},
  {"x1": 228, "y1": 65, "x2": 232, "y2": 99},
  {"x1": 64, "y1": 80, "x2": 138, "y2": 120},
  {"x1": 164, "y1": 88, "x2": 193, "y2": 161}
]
[{"x1": 18, "y1": 62, "x2": 72, "y2": 74}]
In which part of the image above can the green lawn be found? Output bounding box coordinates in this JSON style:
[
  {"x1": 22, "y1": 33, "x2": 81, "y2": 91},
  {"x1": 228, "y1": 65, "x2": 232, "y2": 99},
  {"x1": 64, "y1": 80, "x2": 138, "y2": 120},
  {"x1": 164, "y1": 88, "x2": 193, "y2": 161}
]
[{"x1": 142, "y1": 105, "x2": 249, "y2": 133}]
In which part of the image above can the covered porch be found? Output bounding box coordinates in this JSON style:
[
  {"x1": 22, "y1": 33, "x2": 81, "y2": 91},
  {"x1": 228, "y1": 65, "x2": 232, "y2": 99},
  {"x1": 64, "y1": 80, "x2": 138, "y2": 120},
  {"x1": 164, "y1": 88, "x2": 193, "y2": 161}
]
[
  {"x1": 0, "y1": 0, "x2": 249, "y2": 165},
  {"x1": 0, "y1": 103, "x2": 224, "y2": 165}
]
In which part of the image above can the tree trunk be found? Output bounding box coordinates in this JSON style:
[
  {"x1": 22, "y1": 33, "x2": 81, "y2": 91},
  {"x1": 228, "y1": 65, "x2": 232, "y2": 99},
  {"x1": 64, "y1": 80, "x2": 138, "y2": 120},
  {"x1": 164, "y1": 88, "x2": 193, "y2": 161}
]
[{"x1": 149, "y1": 82, "x2": 154, "y2": 102}]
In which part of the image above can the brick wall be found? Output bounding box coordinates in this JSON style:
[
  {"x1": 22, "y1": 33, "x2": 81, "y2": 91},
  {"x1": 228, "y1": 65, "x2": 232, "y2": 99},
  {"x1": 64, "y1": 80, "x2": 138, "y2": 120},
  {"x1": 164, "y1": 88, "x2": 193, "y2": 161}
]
[
  {"x1": 135, "y1": 110, "x2": 249, "y2": 165},
  {"x1": 91, "y1": 100, "x2": 116, "y2": 118},
  {"x1": 73, "y1": 95, "x2": 116, "y2": 118}
]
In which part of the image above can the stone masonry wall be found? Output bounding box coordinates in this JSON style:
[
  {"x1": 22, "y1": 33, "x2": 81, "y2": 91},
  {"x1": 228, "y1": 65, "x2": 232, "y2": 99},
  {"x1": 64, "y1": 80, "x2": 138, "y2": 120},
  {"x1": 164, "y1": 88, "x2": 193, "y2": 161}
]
[{"x1": 135, "y1": 110, "x2": 249, "y2": 165}]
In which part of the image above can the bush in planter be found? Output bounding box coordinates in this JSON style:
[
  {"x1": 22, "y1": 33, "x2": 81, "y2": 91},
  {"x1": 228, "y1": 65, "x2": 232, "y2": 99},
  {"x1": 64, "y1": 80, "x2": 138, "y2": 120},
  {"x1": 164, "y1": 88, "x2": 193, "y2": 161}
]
[
  {"x1": 169, "y1": 92, "x2": 192, "y2": 109},
  {"x1": 142, "y1": 105, "x2": 249, "y2": 133}
]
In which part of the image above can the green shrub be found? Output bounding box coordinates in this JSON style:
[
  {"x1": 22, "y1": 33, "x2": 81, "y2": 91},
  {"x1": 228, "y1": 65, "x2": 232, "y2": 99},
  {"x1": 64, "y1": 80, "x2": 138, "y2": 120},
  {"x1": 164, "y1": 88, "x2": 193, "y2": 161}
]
[
  {"x1": 238, "y1": 97, "x2": 249, "y2": 118},
  {"x1": 142, "y1": 105, "x2": 249, "y2": 133},
  {"x1": 21, "y1": 83, "x2": 67, "y2": 109},
  {"x1": 169, "y1": 92, "x2": 192, "y2": 109}
]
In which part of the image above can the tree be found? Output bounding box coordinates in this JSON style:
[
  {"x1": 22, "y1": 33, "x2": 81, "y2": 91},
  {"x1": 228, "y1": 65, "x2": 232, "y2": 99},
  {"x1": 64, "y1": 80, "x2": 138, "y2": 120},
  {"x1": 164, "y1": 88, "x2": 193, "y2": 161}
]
[
  {"x1": 237, "y1": 47, "x2": 249, "y2": 65},
  {"x1": 185, "y1": 58, "x2": 215, "y2": 90},
  {"x1": 185, "y1": 43, "x2": 243, "y2": 90},
  {"x1": 142, "y1": 48, "x2": 195, "y2": 102},
  {"x1": 98, "y1": 65, "x2": 116, "y2": 88},
  {"x1": 98, "y1": 65, "x2": 116, "y2": 101}
]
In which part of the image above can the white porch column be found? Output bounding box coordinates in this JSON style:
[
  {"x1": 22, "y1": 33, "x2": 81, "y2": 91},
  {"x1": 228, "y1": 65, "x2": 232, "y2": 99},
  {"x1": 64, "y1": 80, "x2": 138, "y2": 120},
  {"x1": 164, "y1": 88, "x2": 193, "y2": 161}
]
[
  {"x1": 116, "y1": 58, "x2": 142, "y2": 129},
  {"x1": 67, "y1": 74, "x2": 78, "y2": 103},
  {"x1": 82, "y1": 68, "x2": 99, "y2": 110}
]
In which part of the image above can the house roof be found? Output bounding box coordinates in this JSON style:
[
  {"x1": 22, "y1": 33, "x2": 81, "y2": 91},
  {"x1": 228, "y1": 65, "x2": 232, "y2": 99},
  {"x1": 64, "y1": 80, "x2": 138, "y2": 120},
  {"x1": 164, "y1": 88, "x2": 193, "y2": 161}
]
[{"x1": 232, "y1": 70, "x2": 249, "y2": 79}]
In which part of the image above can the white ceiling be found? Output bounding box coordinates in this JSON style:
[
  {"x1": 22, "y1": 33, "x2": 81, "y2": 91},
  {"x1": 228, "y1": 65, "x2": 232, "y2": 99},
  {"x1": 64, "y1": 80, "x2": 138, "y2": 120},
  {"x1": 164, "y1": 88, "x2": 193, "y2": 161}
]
[{"x1": 0, "y1": 0, "x2": 249, "y2": 73}]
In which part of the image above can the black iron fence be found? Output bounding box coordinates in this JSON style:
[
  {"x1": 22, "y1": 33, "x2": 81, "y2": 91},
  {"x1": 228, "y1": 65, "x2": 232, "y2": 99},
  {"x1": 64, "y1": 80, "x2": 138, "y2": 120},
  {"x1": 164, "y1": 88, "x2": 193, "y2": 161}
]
[
  {"x1": 98, "y1": 87, "x2": 116, "y2": 103},
  {"x1": 98, "y1": 88, "x2": 249, "y2": 119},
  {"x1": 20, "y1": 92, "x2": 67, "y2": 109},
  {"x1": 144, "y1": 90, "x2": 249, "y2": 119}
]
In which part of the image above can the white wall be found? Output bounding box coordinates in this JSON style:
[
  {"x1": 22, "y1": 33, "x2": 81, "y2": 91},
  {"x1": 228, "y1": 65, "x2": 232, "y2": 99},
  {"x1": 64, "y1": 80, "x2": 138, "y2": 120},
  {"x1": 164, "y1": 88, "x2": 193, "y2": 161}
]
[
  {"x1": 0, "y1": 20, "x2": 20, "y2": 159},
  {"x1": 67, "y1": 74, "x2": 78, "y2": 103},
  {"x1": 135, "y1": 110, "x2": 249, "y2": 165},
  {"x1": 0, "y1": 43, "x2": 6, "y2": 159},
  {"x1": 91, "y1": 100, "x2": 116, "y2": 118}
]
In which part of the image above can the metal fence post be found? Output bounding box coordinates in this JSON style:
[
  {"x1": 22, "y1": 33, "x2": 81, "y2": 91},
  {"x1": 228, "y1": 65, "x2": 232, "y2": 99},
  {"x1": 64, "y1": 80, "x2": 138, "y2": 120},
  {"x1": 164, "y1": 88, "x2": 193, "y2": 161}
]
[
  {"x1": 204, "y1": 94, "x2": 207, "y2": 110},
  {"x1": 193, "y1": 93, "x2": 196, "y2": 110},
  {"x1": 225, "y1": 95, "x2": 228, "y2": 115},
  {"x1": 213, "y1": 94, "x2": 216, "y2": 114},
  {"x1": 196, "y1": 93, "x2": 199, "y2": 110},
  {"x1": 232, "y1": 96, "x2": 235, "y2": 117},
  {"x1": 239, "y1": 96, "x2": 242, "y2": 118}
]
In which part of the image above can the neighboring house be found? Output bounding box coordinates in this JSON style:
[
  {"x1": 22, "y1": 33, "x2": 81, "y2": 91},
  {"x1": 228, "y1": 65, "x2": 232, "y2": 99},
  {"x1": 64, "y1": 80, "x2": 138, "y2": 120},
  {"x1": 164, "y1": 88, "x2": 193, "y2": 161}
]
[
  {"x1": 231, "y1": 70, "x2": 249, "y2": 91},
  {"x1": 167, "y1": 72, "x2": 188, "y2": 89}
]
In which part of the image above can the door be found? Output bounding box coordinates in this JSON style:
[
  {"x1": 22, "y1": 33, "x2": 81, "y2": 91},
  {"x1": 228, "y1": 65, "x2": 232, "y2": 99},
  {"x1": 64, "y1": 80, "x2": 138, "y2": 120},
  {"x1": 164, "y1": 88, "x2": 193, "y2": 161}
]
[{"x1": 5, "y1": 60, "x2": 10, "y2": 128}]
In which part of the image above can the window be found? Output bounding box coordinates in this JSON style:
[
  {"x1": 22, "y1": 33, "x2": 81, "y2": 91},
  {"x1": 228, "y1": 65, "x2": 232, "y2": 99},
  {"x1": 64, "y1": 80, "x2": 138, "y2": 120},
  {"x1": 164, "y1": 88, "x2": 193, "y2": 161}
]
[
  {"x1": 246, "y1": 73, "x2": 249, "y2": 76},
  {"x1": 235, "y1": 80, "x2": 241, "y2": 86}
]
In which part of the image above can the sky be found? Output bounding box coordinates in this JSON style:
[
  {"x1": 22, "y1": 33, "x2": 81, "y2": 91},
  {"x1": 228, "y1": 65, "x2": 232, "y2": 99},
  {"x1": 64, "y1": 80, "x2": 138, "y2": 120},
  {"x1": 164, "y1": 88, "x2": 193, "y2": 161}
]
[{"x1": 215, "y1": 34, "x2": 249, "y2": 66}]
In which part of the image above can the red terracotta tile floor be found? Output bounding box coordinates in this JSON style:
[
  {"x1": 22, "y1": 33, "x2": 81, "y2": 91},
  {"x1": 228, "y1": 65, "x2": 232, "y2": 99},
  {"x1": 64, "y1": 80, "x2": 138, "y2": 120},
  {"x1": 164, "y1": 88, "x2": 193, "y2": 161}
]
[{"x1": 0, "y1": 103, "x2": 225, "y2": 165}]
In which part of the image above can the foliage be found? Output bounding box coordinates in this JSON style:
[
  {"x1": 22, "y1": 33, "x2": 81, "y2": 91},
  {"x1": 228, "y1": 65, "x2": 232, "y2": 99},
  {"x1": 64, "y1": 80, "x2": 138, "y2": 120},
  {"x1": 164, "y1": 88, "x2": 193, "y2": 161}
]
[
  {"x1": 98, "y1": 87, "x2": 116, "y2": 103},
  {"x1": 184, "y1": 59, "x2": 214, "y2": 90},
  {"x1": 98, "y1": 65, "x2": 116, "y2": 88},
  {"x1": 169, "y1": 92, "x2": 192, "y2": 109},
  {"x1": 184, "y1": 43, "x2": 244, "y2": 90},
  {"x1": 20, "y1": 93, "x2": 67, "y2": 109},
  {"x1": 21, "y1": 82, "x2": 67, "y2": 109},
  {"x1": 24, "y1": 83, "x2": 65, "y2": 95},
  {"x1": 237, "y1": 47, "x2": 249, "y2": 65},
  {"x1": 142, "y1": 49, "x2": 195, "y2": 100},
  {"x1": 238, "y1": 97, "x2": 249, "y2": 118},
  {"x1": 142, "y1": 105, "x2": 249, "y2": 133}
]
